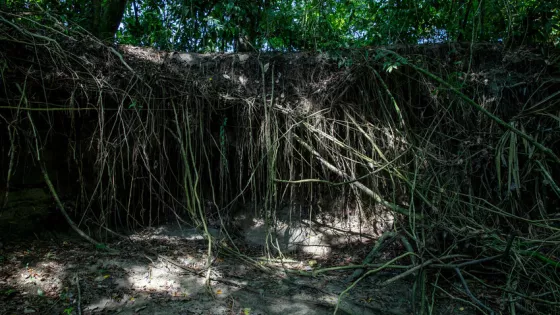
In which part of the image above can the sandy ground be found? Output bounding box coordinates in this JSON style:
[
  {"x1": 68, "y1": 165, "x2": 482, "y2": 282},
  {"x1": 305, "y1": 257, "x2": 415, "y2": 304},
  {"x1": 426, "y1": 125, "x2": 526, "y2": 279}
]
[{"x1": 0, "y1": 224, "x2": 472, "y2": 315}]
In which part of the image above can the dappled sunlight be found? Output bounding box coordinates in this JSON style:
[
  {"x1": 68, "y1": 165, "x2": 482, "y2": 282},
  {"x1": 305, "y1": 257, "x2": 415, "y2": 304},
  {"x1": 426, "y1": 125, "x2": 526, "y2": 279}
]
[{"x1": 12, "y1": 259, "x2": 65, "y2": 299}]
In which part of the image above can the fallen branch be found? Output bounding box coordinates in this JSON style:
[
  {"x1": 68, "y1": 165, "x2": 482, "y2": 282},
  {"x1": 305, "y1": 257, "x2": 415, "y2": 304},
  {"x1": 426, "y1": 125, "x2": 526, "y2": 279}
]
[
  {"x1": 345, "y1": 231, "x2": 397, "y2": 283},
  {"x1": 455, "y1": 267, "x2": 495, "y2": 314}
]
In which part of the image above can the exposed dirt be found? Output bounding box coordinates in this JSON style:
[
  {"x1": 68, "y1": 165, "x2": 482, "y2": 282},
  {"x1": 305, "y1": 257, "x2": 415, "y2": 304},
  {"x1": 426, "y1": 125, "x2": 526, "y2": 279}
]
[{"x1": 0, "y1": 224, "x2": 476, "y2": 315}]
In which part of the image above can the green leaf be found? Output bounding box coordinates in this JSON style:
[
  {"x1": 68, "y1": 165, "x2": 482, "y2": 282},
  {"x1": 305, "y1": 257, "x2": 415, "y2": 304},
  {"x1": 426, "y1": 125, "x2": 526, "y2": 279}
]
[
  {"x1": 3, "y1": 288, "x2": 16, "y2": 296},
  {"x1": 95, "y1": 243, "x2": 108, "y2": 250}
]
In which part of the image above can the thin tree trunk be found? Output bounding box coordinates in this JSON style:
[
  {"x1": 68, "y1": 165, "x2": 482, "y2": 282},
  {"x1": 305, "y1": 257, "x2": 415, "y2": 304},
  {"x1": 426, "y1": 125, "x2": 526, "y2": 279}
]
[
  {"x1": 458, "y1": 0, "x2": 473, "y2": 41},
  {"x1": 99, "y1": 0, "x2": 128, "y2": 41}
]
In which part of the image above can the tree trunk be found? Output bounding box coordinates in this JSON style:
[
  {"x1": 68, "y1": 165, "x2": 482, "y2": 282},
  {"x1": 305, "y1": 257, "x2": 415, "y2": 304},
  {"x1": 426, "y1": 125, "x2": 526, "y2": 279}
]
[
  {"x1": 87, "y1": 0, "x2": 128, "y2": 41},
  {"x1": 98, "y1": 0, "x2": 128, "y2": 41}
]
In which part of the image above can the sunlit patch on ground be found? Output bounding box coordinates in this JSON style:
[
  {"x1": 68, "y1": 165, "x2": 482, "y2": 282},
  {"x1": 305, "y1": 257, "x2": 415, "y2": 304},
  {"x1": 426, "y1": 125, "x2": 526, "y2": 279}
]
[{"x1": 0, "y1": 224, "x2": 475, "y2": 314}]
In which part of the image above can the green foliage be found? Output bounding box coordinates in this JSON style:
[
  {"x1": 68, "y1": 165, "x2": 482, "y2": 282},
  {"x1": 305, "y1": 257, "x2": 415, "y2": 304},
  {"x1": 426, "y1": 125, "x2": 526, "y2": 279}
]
[
  {"x1": 95, "y1": 243, "x2": 108, "y2": 250},
  {"x1": 3, "y1": 1, "x2": 559, "y2": 50},
  {"x1": 2, "y1": 288, "x2": 16, "y2": 296},
  {"x1": 3, "y1": 0, "x2": 127, "y2": 41}
]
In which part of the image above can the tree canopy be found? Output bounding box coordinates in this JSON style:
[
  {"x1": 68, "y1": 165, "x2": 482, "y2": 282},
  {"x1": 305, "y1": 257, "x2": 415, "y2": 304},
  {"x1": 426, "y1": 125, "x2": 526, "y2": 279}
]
[{"x1": 3, "y1": 0, "x2": 559, "y2": 51}]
